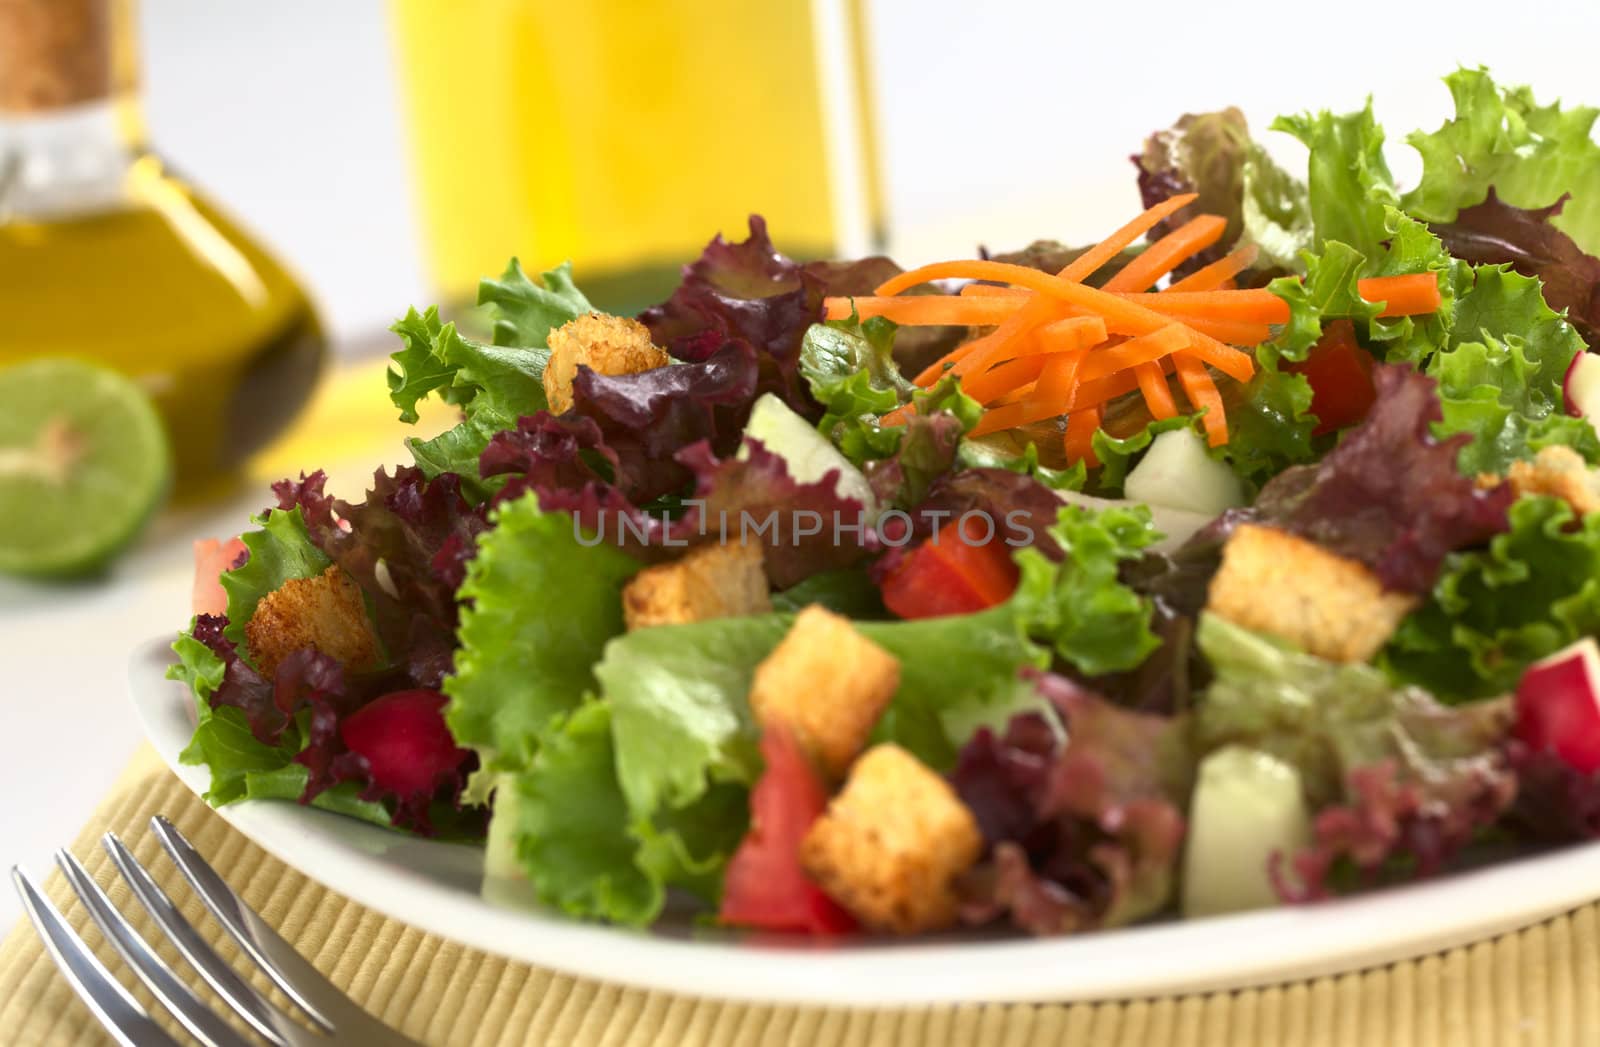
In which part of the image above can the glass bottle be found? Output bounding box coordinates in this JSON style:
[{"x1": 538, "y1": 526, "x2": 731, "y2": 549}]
[{"x1": 0, "y1": 0, "x2": 327, "y2": 496}]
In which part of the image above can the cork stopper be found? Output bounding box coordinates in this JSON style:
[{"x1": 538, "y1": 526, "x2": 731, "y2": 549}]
[{"x1": 0, "y1": 0, "x2": 114, "y2": 113}]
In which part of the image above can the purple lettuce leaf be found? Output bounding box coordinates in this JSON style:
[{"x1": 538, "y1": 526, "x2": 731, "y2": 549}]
[
  {"x1": 1252, "y1": 363, "x2": 1513, "y2": 593},
  {"x1": 1432, "y1": 189, "x2": 1600, "y2": 347},
  {"x1": 273, "y1": 467, "x2": 488, "y2": 688},
  {"x1": 1272, "y1": 758, "x2": 1514, "y2": 902},
  {"x1": 484, "y1": 419, "x2": 874, "y2": 588},
  {"x1": 1503, "y1": 741, "x2": 1600, "y2": 844},
  {"x1": 871, "y1": 467, "x2": 1067, "y2": 585},
  {"x1": 949, "y1": 671, "x2": 1188, "y2": 935}
]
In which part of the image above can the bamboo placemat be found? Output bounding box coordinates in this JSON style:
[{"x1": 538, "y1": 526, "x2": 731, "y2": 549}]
[{"x1": 2, "y1": 748, "x2": 1598, "y2": 1045}]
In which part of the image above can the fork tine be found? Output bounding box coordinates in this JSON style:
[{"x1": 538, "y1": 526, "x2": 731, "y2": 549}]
[
  {"x1": 102, "y1": 832, "x2": 298, "y2": 1046},
  {"x1": 151, "y1": 815, "x2": 348, "y2": 1030},
  {"x1": 56, "y1": 850, "x2": 256, "y2": 1047},
  {"x1": 10, "y1": 865, "x2": 183, "y2": 1047}
]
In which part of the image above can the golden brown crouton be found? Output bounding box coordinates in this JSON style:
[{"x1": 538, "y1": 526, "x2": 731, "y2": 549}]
[
  {"x1": 245, "y1": 565, "x2": 381, "y2": 677},
  {"x1": 543, "y1": 312, "x2": 671, "y2": 414},
  {"x1": 622, "y1": 542, "x2": 771, "y2": 631},
  {"x1": 747, "y1": 605, "x2": 900, "y2": 778},
  {"x1": 801, "y1": 744, "x2": 982, "y2": 933},
  {"x1": 1505, "y1": 445, "x2": 1600, "y2": 516},
  {"x1": 1206, "y1": 524, "x2": 1417, "y2": 663}
]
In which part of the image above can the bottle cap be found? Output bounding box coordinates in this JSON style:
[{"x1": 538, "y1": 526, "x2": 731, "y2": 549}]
[{"x1": 0, "y1": 0, "x2": 114, "y2": 113}]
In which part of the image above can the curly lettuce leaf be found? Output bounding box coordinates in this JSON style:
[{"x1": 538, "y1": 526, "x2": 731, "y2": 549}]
[
  {"x1": 1272, "y1": 102, "x2": 1398, "y2": 263},
  {"x1": 1403, "y1": 68, "x2": 1600, "y2": 256},
  {"x1": 1429, "y1": 265, "x2": 1600, "y2": 474},
  {"x1": 1384, "y1": 495, "x2": 1600, "y2": 701},
  {"x1": 1090, "y1": 415, "x2": 1202, "y2": 496},
  {"x1": 387, "y1": 262, "x2": 591, "y2": 486},
  {"x1": 445, "y1": 495, "x2": 641, "y2": 796},
  {"x1": 1013, "y1": 504, "x2": 1163, "y2": 676}
]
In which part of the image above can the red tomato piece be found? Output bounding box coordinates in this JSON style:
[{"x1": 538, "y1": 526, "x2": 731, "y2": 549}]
[
  {"x1": 879, "y1": 517, "x2": 1021, "y2": 620},
  {"x1": 1288, "y1": 320, "x2": 1377, "y2": 436},
  {"x1": 718, "y1": 726, "x2": 856, "y2": 935}
]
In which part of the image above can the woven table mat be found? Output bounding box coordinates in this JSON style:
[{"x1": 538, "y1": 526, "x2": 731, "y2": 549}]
[{"x1": 3, "y1": 749, "x2": 1597, "y2": 1046}]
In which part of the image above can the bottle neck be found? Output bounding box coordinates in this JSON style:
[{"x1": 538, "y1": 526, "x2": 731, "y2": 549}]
[{"x1": 0, "y1": 0, "x2": 143, "y2": 221}]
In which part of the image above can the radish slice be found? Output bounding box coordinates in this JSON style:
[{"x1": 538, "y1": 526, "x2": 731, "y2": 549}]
[
  {"x1": 1563, "y1": 352, "x2": 1600, "y2": 427},
  {"x1": 1516, "y1": 637, "x2": 1600, "y2": 773}
]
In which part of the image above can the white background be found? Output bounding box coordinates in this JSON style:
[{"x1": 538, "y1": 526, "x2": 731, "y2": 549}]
[{"x1": 4, "y1": 0, "x2": 1600, "y2": 930}]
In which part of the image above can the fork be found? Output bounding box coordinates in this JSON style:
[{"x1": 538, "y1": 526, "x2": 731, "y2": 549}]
[{"x1": 12, "y1": 815, "x2": 423, "y2": 1046}]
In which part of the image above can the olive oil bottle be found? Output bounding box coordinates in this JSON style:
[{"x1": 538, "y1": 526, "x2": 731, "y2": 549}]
[{"x1": 0, "y1": 0, "x2": 326, "y2": 495}]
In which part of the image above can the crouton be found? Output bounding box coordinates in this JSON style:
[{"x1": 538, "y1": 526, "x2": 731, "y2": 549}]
[
  {"x1": 245, "y1": 565, "x2": 381, "y2": 677},
  {"x1": 747, "y1": 605, "x2": 899, "y2": 778},
  {"x1": 1205, "y1": 524, "x2": 1417, "y2": 663},
  {"x1": 622, "y1": 542, "x2": 771, "y2": 631},
  {"x1": 543, "y1": 312, "x2": 671, "y2": 414},
  {"x1": 801, "y1": 744, "x2": 982, "y2": 933},
  {"x1": 1505, "y1": 445, "x2": 1600, "y2": 517}
]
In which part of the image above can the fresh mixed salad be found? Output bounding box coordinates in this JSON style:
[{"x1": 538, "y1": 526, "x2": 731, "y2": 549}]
[{"x1": 175, "y1": 70, "x2": 1600, "y2": 938}]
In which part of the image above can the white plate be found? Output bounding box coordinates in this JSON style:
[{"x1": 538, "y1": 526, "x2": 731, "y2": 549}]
[{"x1": 131, "y1": 637, "x2": 1600, "y2": 1006}]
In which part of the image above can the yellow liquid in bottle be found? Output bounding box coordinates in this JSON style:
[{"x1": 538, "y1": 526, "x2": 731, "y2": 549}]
[
  {"x1": 390, "y1": 0, "x2": 885, "y2": 313},
  {"x1": 0, "y1": 154, "x2": 326, "y2": 495}
]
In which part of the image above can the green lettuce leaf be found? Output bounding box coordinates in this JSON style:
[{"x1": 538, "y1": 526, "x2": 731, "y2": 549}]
[
  {"x1": 956, "y1": 436, "x2": 1088, "y2": 492},
  {"x1": 1272, "y1": 102, "x2": 1398, "y2": 263},
  {"x1": 445, "y1": 495, "x2": 641, "y2": 799},
  {"x1": 1403, "y1": 68, "x2": 1600, "y2": 255},
  {"x1": 1013, "y1": 504, "x2": 1162, "y2": 676},
  {"x1": 1429, "y1": 265, "x2": 1599, "y2": 474},
  {"x1": 1383, "y1": 496, "x2": 1600, "y2": 701},
  {"x1": 1217, "y1": 368, "x2": 1318, "y2": 489},
  {"x1": 388, "y1": 261, "x2": 592, "y2": 488}
]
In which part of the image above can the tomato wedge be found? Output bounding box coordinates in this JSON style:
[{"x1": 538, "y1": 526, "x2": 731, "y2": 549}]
[
  {"x1": 1288, "y1": 320, "x2": 1377, "y2": 436},
  {"x1": 879, "y1": 516, "x2": 1021, "y2": 620},
  {"x1": 719, "y1": 726, "x2": 856, "y2": 934}
]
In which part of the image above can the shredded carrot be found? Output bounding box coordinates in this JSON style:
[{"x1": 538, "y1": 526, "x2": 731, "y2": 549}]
[
  {"x1": 1035, "y1": 315, "x2": 1108, "y2": 353},
  {"x1": 959, "y1": 283, "x2": 1028, "y2": 298},
  {"x1": 1357, "y1": 273, "x2": 1443, "y2": 317},
  {"x1": 912, "y1": 330, "x2": 991, "y2": 386},
  {"x1": 1134, "y1": 362, "x2": 1178, "y2": 419},
  {"x1": 1077, "y1": 325, "x2": 1190, "y2": 382},
  {"x1": 1174, "y1": 354, "x2": 1228, "y2": 446},
  {"x1": 881, "y1": 404, "x2": 913, "y2": 426},
  {"x1": 1173, "y1": 317, "x2": 1273, "y2": 347},
  {"x1": 963, "y1": 355, "x2": 1050, "y2": 405},
  {"x1": 1063, "y1": 408, "x2": 1102, "y2": 466},
  {"x1": 1102, "y1": 215, "x2": 1228, "y2": 293},
  {"x1": 1112, "y1": 289, "x2": 1291, "y2": 324},
  {"x1": 1057, "y1": 193, "x2": 1201, "y2": 284},
  {"x1": 1033, "y1": 349, "x2": 1088, "y2": 408},
  {"x1": 821, "y1": 295, "x2": 1022, "y2": 325},
  {"x1": 1070, "y1": 367, "x2": 1150, "y2": 412},
  {"x1": 1166, "y1": 245, "x2": 1260, "y2": 292}
]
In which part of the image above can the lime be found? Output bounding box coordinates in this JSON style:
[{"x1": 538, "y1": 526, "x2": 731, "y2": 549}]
[{"x1": 0, "y1": 358, "x2": 172, "y2": 576}]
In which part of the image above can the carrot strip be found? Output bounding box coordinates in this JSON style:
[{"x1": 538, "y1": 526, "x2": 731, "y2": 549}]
[
  {"x1": 1063, "y1": 408, "x2": 1102, "y2": 466},
  {"x1": 821, "y1": 295, "x2": 1024, "y2": 325},
  {"x1": 881, "y1": 261, "x2": 1257, "y2": 385},
  {"x1": 1174, "y1": 354, "x2": 1228, "y2": 446},
  {"x1": 881, "y1": 404, "x2": 913, "y2": 426},
  {"x1": 960, "y1": 283, "x2": 1029, "y2": 297},
  {"x1": 1357, "y1": 273, "x2": 1443, "y2": 317},
  {"x1": 1035, "y1": 315, "x2": 1107, "y2": 353},
  {"x1": 1111, "y1": 289, "x2": 1291, "y2": 324},
  {"x1": 1175, "y1": 317, "x2": 1273, "y2": 346},
  {"x1": 969, "y1": 398, "x2": 1057, "y2": 438},
  {"x1": 963, "y1": 355, "x2": 1050, "y2": 405},
  {"x1": 1102, "y1": 215, "x2": 1228, "y2": 293},
  {"x1": 1166, "y1": 245, "x2": 1260, "y2": 292},
  {"x1": 1077, "y1": 325, "x2": 1190, "y2": 382},
  {"x1": 1134, "y1": 362, "x2": 1178, "y2": 419},
  {"x1": 1056, "y1": 194, "x2": 1201, "y2": 284},
  {"x1": 1070, "y1": 368, "x2": 1149, "y2": 412},
  {"x1": 1033, "y1": 349, "x2": 1088, "y2": 408}
]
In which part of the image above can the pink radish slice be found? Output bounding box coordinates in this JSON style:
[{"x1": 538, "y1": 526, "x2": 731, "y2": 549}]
[
  {"x1": 1563, "y1": 352, "x2": 1600, "y2": 421},
  {"x1": 1516, "y1": 637, "x2": 1600, "y2": 774}
]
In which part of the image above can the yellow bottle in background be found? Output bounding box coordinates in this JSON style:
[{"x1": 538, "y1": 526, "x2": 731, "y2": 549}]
[
  {"x1": 390, "y1": 0, "x2": 885, "y2": 314},
  {"x1": 0, "y1": 0, "x2": 327, "y2": 496}
]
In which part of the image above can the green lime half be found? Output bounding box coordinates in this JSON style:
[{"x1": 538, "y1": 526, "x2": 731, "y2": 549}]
[{"x1": 0, "y1": 358, "x2": 172, "y2": 576}]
